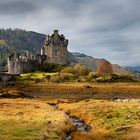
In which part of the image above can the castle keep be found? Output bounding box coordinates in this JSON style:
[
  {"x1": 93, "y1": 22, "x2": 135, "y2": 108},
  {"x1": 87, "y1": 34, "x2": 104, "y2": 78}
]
[
  {"x1": 7, "y1": 30, "x2": 69, "y2": 74},
  {"x1": 42, "y1": 30, "x2": 69, "y2": 65}
]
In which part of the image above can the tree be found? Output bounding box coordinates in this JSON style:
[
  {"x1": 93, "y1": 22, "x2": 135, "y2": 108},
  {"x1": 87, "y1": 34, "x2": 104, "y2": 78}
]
[{"x1": 96, "y1": 60, "x2": 113, "y2": 74}]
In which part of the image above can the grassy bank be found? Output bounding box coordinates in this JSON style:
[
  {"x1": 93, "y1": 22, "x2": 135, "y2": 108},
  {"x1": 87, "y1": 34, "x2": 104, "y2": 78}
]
[
  {"x1": 0, "y1": 99, "x2": 72, "y2": 140},
  {"x1": 58, "y1": 99, "x2": 140, "y2": 140}
]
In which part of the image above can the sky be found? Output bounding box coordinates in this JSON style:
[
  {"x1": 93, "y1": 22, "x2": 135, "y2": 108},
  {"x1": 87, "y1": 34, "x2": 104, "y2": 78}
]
[{"x1": 0, "y1": 0, "x2": 140, "y2": 66}]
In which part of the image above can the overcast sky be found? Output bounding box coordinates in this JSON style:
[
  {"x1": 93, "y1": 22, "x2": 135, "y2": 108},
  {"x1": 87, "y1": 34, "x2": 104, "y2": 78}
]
[{"x1": 0, "y1": 0, "x2": 140, "y2": 66}]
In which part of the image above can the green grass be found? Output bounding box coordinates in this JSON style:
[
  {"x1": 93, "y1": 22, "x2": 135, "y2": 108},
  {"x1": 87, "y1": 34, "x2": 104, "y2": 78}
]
[
  {"x1": 0, "y1": 99, "x2": 71, "y2": 140},
  {"x1": 0, "y1": 39, "x2": 7, "y2": 46},
  {"x1": 15, "y1": 72, "x2": 58, "y2": 84},
  {"x1": 21, "y1": 72, "x2": 57, "y2": 79},
  {"x1": 58, "y1": 100, "x2": 140, "y2": 140}
]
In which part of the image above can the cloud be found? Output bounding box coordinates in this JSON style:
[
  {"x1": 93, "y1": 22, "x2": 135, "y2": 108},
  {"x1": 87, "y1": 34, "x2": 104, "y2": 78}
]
[{"x1": 0, "y1": 0, "x2": 140, "y2": 66}]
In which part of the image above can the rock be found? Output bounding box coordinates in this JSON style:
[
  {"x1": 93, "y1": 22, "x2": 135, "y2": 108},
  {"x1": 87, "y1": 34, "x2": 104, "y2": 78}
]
[
  {"x1": 114, "y1": 99, "x2": 123, "y2": 102},
  {"x1": 122, "y1": 99, "x2": 131, "y2": 102},
  {"x1": 114, "y1": 99, "x2": 132, "y2": 103}
]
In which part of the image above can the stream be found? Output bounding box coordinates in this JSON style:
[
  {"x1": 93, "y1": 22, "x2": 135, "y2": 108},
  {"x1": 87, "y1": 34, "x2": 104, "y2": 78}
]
[{"x1": 48, "y1": 103, "x2": 91, "y2": 140}]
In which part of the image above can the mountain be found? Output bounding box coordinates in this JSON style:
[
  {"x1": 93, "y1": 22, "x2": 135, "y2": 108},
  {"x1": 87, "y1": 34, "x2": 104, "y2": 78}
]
[
  {"x1": 0, "y1": 28, "x2": 138, "y2": 77},
  {"x1": 126, "y1": 66, "x2": 140, "y2": 73},
  {"x1": 71, "y1": 52, "x2": 136, "y2": 76}
]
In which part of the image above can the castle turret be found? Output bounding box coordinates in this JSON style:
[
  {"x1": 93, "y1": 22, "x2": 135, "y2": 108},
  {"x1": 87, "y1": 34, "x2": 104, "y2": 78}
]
[{"x1": 44, "y1": 30, "x2": 69, "y2": 65}]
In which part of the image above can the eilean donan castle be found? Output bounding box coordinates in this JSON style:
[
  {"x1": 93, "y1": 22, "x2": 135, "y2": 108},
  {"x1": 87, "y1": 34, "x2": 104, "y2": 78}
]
[{"x1": 7, "y1": 30, "x2": 70, "y2": 74}]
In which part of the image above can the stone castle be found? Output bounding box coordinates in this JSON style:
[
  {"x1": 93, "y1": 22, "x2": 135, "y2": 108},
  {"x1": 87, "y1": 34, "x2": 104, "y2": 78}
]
[
  {"x1": 7, "y1": 30, "x2": 69, "y2": 74},
  {"x1": 43, "y1": 30, "x2": 68, "y2": 65}
]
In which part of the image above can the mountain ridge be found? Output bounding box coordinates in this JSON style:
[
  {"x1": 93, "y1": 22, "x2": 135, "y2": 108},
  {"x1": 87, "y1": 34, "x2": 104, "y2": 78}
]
[{"x1": 126, "y1": 66, "x2": 140, "y2": 73}]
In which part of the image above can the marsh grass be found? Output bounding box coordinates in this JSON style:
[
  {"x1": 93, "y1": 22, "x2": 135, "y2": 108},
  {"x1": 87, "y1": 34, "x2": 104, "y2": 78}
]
[
  {"x1": 0, "y1": 99, "x2": 71, "y2": 140},
  {"x1": 58, "y1": 100, "x2": 140, "y2": 140}
]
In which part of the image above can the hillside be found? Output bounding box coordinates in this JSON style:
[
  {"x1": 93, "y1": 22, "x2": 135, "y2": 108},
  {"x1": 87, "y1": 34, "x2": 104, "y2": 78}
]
[
  {"x1": 71, "y1": 52, "x2": 136, "y2": 76},
  {"x1": 0, "y1": 28, "x2": 45, "y2": 69},
  {"x1": 126, "y1": 66, "x2": 140, "y2": 73}
]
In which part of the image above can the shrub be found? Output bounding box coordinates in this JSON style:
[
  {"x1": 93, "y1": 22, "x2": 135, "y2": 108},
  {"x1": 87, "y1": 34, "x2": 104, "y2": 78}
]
[
  {"x1": 41, "y1": 63, "x2": 63, "y2": 72},
  {"x1": 114, "y1": 75, "x2": 135, "y2": 82},
  {"x1": 60, "y1": 67, "x2": 76, "y2": 74},
  {"x1": 87, "y1": 72, "x2": 98, "y2": 81},
  {"x1": 96, "y1": 60, "x2": 113, "y2": 74},
  {"x1": 87, "y1": 72, "x2": 136, "y2": 83},
  {"x1": 60, "y1": 73, "x2": 77, "y2": 81},
  {"x1": 74, "y1": 64, "x2": 91, "y2": 76},
  {"x1": 77, "y1": 76, "x2": 87, "y2": 82},
  {"x1": 45, "y1": 75, "x2": 51, "y2": 80},
  {"x1": 50, "y1": 74, "x2": 62, "y2": 83}
]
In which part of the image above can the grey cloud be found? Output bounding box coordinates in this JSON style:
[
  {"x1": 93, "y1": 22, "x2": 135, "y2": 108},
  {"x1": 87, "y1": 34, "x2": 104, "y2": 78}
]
[
  {"x1": 0, "y1": 0, "x2": 39, "y2": 15},
  {"x1": 0, "y1": 0, "x2": 140, "y2": 66}
]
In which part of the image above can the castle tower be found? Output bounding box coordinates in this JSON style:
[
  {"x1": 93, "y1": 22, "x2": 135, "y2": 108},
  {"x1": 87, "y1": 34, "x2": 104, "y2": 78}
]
[{"x1": 44, "y1": 30, "x2": 69, "y2": 65}]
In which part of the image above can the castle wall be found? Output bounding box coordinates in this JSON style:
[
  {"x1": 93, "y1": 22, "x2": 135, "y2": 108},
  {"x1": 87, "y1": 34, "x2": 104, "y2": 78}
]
[
  {"x1": 7, "y1": 53, "x2": 21, "y2": 74},
  {"x1": 46, "y1": 45, "x2": 68, "y2": 65}
]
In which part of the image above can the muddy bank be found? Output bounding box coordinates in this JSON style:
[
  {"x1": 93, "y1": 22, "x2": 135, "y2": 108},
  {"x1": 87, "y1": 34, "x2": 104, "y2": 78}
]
[{"x1": 15, "y1": 83, "x2": 140, "y2": 100}]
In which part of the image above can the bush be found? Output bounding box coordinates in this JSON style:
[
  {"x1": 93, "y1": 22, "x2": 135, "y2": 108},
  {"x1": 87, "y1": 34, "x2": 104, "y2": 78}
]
[
  {"x1": 74, "y1": 64, "x2": 91, "y2": 76},
  {"x1": 60, "y1": 67, "x2": 76, "y2": 74},
  {"x1": 60, "y1": 73, "x2": 77, "y2": 81},
  {"x1": 113, "y1": 75, "x2": 136, "y2": 82},
  {"x1": 50, "y1": 74, "x2": 62, "y2": 83},
  {"x1": 87, "y1": 72, "x2": 98, "y2": 81},
  {"x1": 87, "y1": 72, "x2": 136, "y2": 83},
  {"x1": 96, "y1": 60, "x2": 113, "y2": 74},
  {"x1": 77, "y1": 76, "x2": 87, "y2": 82},
  {"x1": 45, "y1": 75, "x2": 51, "y2": 80},
  {"x1": 41, "y1": 63, "x2": 63, "y2": 72}
]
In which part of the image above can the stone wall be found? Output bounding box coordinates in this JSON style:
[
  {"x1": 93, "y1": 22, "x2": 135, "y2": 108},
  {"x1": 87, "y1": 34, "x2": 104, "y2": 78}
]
[
  {"x1": 46, "y1": 44, "x2": 68, "y2": 65},
  {"x1": 7, "y1": 52, "x2": 21, "y2": 74}
]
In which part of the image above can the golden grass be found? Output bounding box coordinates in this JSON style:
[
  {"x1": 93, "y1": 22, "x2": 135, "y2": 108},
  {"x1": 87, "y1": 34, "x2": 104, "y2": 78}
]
[
  {"x1": 58, "y1": 99, "x2": 140, "y2": 140},
  {"x1": 14, "y1": 82, "x2": 140, "y2": 100},
  {"x1": 1, "y1": 82, "x2": 140, "y2": 139},
  {"x1": 0, "y1": 99, "x2": 71, "y2": 140}
]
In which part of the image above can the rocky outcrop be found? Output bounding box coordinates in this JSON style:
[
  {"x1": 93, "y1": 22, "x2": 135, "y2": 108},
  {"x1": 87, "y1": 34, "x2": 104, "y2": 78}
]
[
  {"x1": 70, "y1": 52, "x2": 137, "y2": 76},
  {"x1": 112, "y1": 64, "x2": 135, "y2": 76}
]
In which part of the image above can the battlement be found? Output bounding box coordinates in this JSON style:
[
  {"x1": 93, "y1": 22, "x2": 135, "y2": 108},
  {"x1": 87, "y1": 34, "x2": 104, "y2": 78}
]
[{"x1": 45, "y1": 30, "x2": 68, "y2": 47}]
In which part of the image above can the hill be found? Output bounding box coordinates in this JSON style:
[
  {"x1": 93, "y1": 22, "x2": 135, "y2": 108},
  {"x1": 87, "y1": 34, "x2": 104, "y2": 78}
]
[
  {"x1": 0, "y1": 28, "x2": 45, "y2": 69},
  {"x1": 71, "y1": 52, "x2": 136, "y2": 76},
  {"x1": 126, "y1": 66, "x2": 140, "y2": 73}
]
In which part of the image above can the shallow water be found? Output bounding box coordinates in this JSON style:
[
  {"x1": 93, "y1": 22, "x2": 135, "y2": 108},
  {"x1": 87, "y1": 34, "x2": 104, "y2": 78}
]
[{"x1": 48, "y1": 103, "x2": 91, "y2": 140}]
